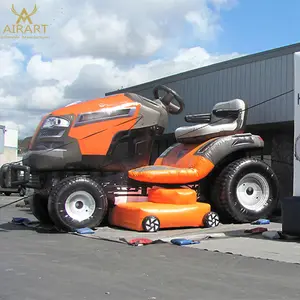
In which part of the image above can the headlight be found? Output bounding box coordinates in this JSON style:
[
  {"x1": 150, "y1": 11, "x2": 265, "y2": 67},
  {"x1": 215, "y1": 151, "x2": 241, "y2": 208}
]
[
  {"x1": 41, "y1": 116, "x2": 70, "y2": 129},
  {"x1": 38, "y1": 116, "x2": 71, "y2": 139},
  {"x1": 74, "y1": 106, "x2": 136, "y2": 127}
]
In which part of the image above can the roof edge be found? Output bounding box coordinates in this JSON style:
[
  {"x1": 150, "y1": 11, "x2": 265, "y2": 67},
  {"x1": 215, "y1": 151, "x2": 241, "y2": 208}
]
[{"x1": 106, "y1": 42, "x2": 300, "y2": 96}]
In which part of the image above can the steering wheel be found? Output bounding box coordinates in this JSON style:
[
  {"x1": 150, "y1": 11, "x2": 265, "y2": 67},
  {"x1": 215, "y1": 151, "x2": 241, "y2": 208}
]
[{"x1": 152, "y1": 85, "x2": 185, "y2": 115}]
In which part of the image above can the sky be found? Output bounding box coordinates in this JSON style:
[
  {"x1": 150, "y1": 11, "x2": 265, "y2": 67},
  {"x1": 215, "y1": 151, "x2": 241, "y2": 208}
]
[{"x1": 0, "y1": 0, "x2": 299, "y2": 138}]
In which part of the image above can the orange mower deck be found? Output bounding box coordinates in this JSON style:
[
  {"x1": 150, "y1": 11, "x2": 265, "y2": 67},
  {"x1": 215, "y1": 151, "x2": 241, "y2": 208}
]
[{"x1": 109, "y1": 187, "x2": 219, "y2": 232}]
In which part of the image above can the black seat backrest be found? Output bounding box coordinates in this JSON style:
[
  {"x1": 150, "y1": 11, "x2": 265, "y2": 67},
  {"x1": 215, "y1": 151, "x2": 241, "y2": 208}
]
[
  {"x1": 210, "y1": 99, "x2": 247, "y2": 130},
  {"x1": 184, "y1": 99, "x2": 247, "y2": 130}
]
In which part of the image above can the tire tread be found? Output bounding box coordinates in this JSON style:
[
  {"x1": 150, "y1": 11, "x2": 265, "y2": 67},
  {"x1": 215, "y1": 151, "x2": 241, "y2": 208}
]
[
  {"x1": 48, "y1": 176, "x2": 108, "y2": 231},
  {"x1": 212, "y1": 158, "x2": 279, "y2": 223},
  {"x1": 29, "y1": 192, "x2": 53, "y2": 224}
]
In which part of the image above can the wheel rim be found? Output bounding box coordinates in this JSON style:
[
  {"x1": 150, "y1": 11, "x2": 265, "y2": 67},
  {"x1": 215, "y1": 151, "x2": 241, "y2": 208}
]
[
  {"x1": 144, "y1": 217, "x2": 159, "y2": 232},
  {"x1": 207, "y1": 213, "x2": 219, "y2": 227},
  {"x1": 236, "y1": 173, "x2": 270, "y2": 212},
  {"x1": 65, "y1": 191, "x2": 96, "y2": 222}
]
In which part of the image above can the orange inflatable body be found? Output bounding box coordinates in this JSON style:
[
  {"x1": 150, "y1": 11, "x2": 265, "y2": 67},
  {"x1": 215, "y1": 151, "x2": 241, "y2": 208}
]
[
  {"x1": 109, "y1": 187, "x2": 216, "y2": 232},
  {"x1": 148, "y1": 187, "x2": 197, "y2": 205}
]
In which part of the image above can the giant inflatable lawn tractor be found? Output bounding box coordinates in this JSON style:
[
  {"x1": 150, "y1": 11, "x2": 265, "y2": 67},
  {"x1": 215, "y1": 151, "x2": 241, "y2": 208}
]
[{"x1": 0, "y1": 85, "x2": 279, "y2": 232}]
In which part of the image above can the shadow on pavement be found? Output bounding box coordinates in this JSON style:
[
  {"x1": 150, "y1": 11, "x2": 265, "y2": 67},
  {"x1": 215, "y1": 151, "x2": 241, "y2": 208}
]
[
  {"x1": 223, "y1": 226, "x2": 300, "y2": 244},
  {"x1": 0, "y1": 220, "x2": 65, "y2": 234}
]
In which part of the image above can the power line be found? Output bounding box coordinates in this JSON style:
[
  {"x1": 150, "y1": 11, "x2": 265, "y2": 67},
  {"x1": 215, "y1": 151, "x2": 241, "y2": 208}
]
[{"x1": 0, "y1": 195, "x2": 31, "y2": 210}]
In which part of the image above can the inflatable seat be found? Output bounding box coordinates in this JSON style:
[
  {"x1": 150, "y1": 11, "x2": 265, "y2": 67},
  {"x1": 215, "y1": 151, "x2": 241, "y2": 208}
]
[{"x1": 128, "y1": 158, "x2": 214, "y2": 184}]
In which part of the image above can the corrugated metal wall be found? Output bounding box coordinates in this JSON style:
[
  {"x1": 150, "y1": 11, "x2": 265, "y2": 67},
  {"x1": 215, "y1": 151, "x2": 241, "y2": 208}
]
[{"x1": 113, "y1": 54, "x2": 294, "y2": 134}]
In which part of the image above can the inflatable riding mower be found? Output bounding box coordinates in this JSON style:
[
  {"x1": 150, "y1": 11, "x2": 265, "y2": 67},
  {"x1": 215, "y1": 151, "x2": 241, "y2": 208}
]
[{"x1": 0, "y1": 85, "x2": 279, "y2": 232}]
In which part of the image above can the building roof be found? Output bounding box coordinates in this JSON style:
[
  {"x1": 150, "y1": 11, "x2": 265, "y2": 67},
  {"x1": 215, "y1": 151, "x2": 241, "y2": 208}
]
[
  {"x1": 106, "y1": 42, "x2": 300, "y2": 96},
  {"x1": 18, "y1": 136, "x2": 32, "y2": 154}
]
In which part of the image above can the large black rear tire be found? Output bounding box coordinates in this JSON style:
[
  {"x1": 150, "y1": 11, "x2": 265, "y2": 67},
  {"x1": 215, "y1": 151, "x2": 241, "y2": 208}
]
[
  {"x1": 29, "y1": 193, "x2": 53, "y2": 224},
  {"x1": 211, "y1": 158, "x2": 279, "y2": 223},
  {"x1": 48, "y1": 176, "x2": 108, "y2": 232}
]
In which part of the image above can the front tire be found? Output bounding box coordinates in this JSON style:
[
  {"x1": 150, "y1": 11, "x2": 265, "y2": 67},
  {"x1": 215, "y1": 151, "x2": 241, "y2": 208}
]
[
  {"x1": 48, "y1": 176, "x2": 108, "y2": 232},
  {"x1": 4, "y1": 192, "x2": 11, "y2": 196},
  {"x1": 211, "y1": 158, "x2": 279, "y2": 223}
]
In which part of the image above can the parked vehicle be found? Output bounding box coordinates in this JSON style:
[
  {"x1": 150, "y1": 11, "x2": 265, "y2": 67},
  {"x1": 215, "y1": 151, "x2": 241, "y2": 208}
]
[{"x1": 0, "y1": 185, "x2": 26, "y2": 197}]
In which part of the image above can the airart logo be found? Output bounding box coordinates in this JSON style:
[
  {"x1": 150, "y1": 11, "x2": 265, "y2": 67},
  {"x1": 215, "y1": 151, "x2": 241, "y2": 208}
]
[{"x1": 1, "y1": 4, "x2": 49, "y2": 39}]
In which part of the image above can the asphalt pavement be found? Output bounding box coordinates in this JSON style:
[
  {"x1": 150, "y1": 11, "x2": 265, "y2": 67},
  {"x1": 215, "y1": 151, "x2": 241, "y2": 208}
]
[{"x1": 1, "y1": 195, "x2": 300, "y2": 300}]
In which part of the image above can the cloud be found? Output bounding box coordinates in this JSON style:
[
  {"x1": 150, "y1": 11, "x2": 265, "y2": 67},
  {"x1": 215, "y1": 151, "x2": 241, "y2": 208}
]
[
  {"x1": 0, "y1": 0, "x2": 242, "y2": 138},
  {"x1": 65, "y1": 46, "x2": 243, "y2": 100},
  {"x1": 0, "y1": 0, "x2": 237, "y2": 59},
  {"x1": 0, "y1": 45, "x2": 24, "y2": 78}
]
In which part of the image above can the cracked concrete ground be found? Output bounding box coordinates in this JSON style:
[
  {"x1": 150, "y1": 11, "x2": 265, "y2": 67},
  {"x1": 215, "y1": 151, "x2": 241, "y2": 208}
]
[{"x1": 1, "y1": 196, "x2": 300, "y2": 300}]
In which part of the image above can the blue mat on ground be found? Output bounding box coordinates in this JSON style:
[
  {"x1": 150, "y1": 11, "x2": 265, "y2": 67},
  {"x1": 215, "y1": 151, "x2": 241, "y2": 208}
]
[
  {"x1": 171, "y1": 238, "x2": 201, "y2": 246},
  {"x1": 11, "y1": 217, "x2": 62, "y2": 233},
  {"x1": 12, "y1": 217, "x2": 39, "y2": 227},
  {"x1": 251, "y1": 219, "x2": 270, "y2": 225},
  {"x1": 74, "y1": 227, "x2": 95, "y2": 234},
  {"x1": 11, "y1": 217, "x2": 95, "y2": 234}
]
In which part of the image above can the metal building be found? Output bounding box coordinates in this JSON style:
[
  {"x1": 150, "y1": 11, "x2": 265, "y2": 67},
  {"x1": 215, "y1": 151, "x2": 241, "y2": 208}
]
[
  {"x1": 106, "y1": 43, "x2": 300, "y2": 197},
  {"x1": 0, "y1": 125, "x2": 19, "y2": 166}
]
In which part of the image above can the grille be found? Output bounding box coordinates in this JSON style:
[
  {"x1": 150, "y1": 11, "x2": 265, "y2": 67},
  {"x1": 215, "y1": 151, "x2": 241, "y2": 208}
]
[
  {"x1": 27, "y1": 174, "x2": 42, "y2": 189},
  {"x1": 32, "y1": 141, "x2": 65, "y2": 150},
  {"x1": 39, "y1": 127, "x2": 66, "y2": 138}
]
